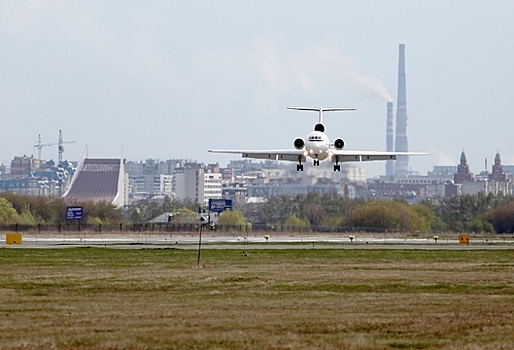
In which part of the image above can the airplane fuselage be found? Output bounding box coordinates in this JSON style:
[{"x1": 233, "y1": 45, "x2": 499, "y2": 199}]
[{"x1": 304, "y1": 131, "x2": 330, "y2": 161}]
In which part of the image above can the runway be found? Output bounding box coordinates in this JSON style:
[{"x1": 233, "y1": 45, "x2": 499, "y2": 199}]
[{"x1": 2, "y1": 232, "x2": 514, "y2": 250}]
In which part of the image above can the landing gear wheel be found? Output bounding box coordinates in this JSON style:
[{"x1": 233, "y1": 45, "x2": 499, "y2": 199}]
[
  {"x1": 314, "y1": 159, "x2": 320, "y2": 166},
  {"x1": 334, "y1": 164, "x2": 341, "y2": 171},
  {"x1": 297, "y1": 164, "x2": 304, "y2": 171}
]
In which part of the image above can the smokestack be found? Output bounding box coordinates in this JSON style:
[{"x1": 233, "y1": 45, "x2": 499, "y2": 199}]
[
  {"x1": 394, "y1": 43, "x2": 409, "y2": 175},
  {"x1": 386, "y1": 102, "x2": 394, "y2": 176}
]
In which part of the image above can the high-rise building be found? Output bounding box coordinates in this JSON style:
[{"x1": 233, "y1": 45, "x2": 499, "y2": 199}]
[
  {"x1": 172, "y1": 162, "x2": 205, "y2": 204},
  {"x1": 204, "y1": 172, "x2": 222, "y2": 202}
]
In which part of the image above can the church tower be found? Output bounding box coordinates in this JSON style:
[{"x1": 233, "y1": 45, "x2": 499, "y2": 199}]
[
  {"x1": 488, "y1": 151, "x2": 508, "y2": 182},
  {"x1": 454, "y1": 151, "x2": 475, "y2": 184}
]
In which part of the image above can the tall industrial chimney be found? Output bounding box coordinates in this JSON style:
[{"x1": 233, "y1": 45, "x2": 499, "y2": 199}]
[
  {"x1": 385, "y1": 102, "x2": 394, "y2": 176},
  {"x1": 394, "y1": 43, "x2": 409, "y2": 175}
]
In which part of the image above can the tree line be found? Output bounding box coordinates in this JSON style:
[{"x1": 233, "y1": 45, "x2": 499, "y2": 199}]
[
  {"x1": 1, "y1": 192, "x2": 514, "y2": 233},
  {"x1": 245, "y1": 192, "x2": 514, "y2": 233}
]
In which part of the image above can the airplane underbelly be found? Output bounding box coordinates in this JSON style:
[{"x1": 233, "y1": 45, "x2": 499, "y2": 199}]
[
  {"x1": 311, "y1": 153, "x2": 328, "y2": 160},
  {"x1": 306, "y1": 144, "x2": 329, "y2": 160}
]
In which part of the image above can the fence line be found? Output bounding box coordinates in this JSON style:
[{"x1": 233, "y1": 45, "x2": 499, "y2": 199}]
[{"x1": 0, "y1": 222, "x2": 492, "y2": 235}]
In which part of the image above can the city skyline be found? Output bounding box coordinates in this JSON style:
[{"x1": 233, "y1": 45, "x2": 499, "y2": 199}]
[
  {"x1": 1, "y1": 149, "x2": 509, "y2": 179},
  {"x1": 1, "y1": 1, "x2": 514, "y2": 177}
]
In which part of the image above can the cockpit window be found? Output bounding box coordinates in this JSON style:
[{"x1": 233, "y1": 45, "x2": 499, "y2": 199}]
[{"x1": 308, "y1": 136, "x2": 323, "y2": 142}]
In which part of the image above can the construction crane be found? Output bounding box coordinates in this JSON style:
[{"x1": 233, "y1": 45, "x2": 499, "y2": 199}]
[
  {"x1": 34, "y1": 134, "x2": 57, "y2": 161},
  {"x1": 58, "y1": 130, "x2": 76, "y2": 165},
  {"x1": 33, "y1": 130, "x2": 76, "y2": 164}
]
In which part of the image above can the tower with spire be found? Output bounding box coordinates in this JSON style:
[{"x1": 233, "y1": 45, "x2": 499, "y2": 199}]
[
  {"x1": 488, "y1": 151, "x2": 508, "y2": 182},
  {"x1": 454, "y1": 151, "x2": 474, "y2": 184}
]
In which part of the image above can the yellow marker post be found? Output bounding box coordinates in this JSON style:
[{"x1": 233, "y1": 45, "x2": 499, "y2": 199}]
[
  {"x1": 6, "y1": 233, "x2": 22, "y2": 245},
  {"x1": 459, "y1": 235, "x2": 470, "y2": 244}
]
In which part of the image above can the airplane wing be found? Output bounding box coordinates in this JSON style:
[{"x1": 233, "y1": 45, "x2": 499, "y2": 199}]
[
  {"x1": 208, "y1": 149, "x2": 427, "y2": 163},
  {"x1": 208, "y1": 149, "x2": 306, "y2": 162},
  {"x1": 331, "y1": 150, "x2": 428, "y2": 162}
]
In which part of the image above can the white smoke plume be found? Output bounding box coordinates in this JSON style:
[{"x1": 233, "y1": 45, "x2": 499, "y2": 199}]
[
  {"x1": 249, "y1": 37, "x2": 393, "y2": 102},
  {"x1": 430, "y1": 148, "x2": 456, "y2": 165},
  {"x1": 344, "y1": 68, "x2": 393, "y2": 102}
]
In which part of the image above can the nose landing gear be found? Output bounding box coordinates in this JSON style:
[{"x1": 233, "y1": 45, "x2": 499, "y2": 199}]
[{"x1": 313, "y1": 156, "x2": 319, "y2": 167}]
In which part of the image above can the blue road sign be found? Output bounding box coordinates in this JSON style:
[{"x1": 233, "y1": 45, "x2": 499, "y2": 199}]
[
  {"x1": 208, "y1": 199, "x2": 232, "y2": 212},
  {"x1": 66, "y1": 206, "x2": 83, "y2": 220}
]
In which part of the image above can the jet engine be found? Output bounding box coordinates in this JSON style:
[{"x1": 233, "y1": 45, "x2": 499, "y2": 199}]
[
  {"x1": 293, "y1": 138, "x2": 305, "y2": 150},
  {"x1": 314, "y1": 123, "x2": 325, "y2": 132},
  {"x1": 334, "y1": 138, "x2": 345, "y2": 150}
]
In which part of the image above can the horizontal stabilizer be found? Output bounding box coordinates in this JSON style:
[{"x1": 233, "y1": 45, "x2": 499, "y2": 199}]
[
  {"x1": 287, "y1": 107, "x2": 356, "y2": 112},
  {"x1": 287, "y1": 106, "x2": 356, "y2": 124}
]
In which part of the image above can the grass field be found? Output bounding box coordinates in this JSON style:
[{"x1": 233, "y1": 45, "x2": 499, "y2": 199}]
[{"x1": 0, "y1": 248, "x2": 513, "y2": 349}]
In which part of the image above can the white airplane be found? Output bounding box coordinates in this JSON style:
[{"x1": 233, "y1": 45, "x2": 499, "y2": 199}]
[{"x1": 209, "y1": 107, "x2": 427, "y2": 171}]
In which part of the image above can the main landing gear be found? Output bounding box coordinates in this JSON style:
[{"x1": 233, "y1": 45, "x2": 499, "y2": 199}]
[
  {"x1": 297, "y1": 156, "x2": 304, "y2": 171},
  {"x1": 313, "y1": 155, "x2": 319, "y2": 167},
  {"x1": 333, "y1": 156, "x2": 341, "y2": 171}
]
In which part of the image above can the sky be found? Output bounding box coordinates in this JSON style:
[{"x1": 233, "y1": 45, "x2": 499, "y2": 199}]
[{"x1": 1, "y1": 0, "x2": 513, "y2": 177}]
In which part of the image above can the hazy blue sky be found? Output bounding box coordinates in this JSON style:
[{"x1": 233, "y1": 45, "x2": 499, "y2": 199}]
[{"x1": 1, "y1": 1, "x2": 513, "y2": 177}]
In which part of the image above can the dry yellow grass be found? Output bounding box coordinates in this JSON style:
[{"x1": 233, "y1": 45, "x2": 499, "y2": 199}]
[{"x1": 0, "y1": 248, "x2": 513, "y2": 349}]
